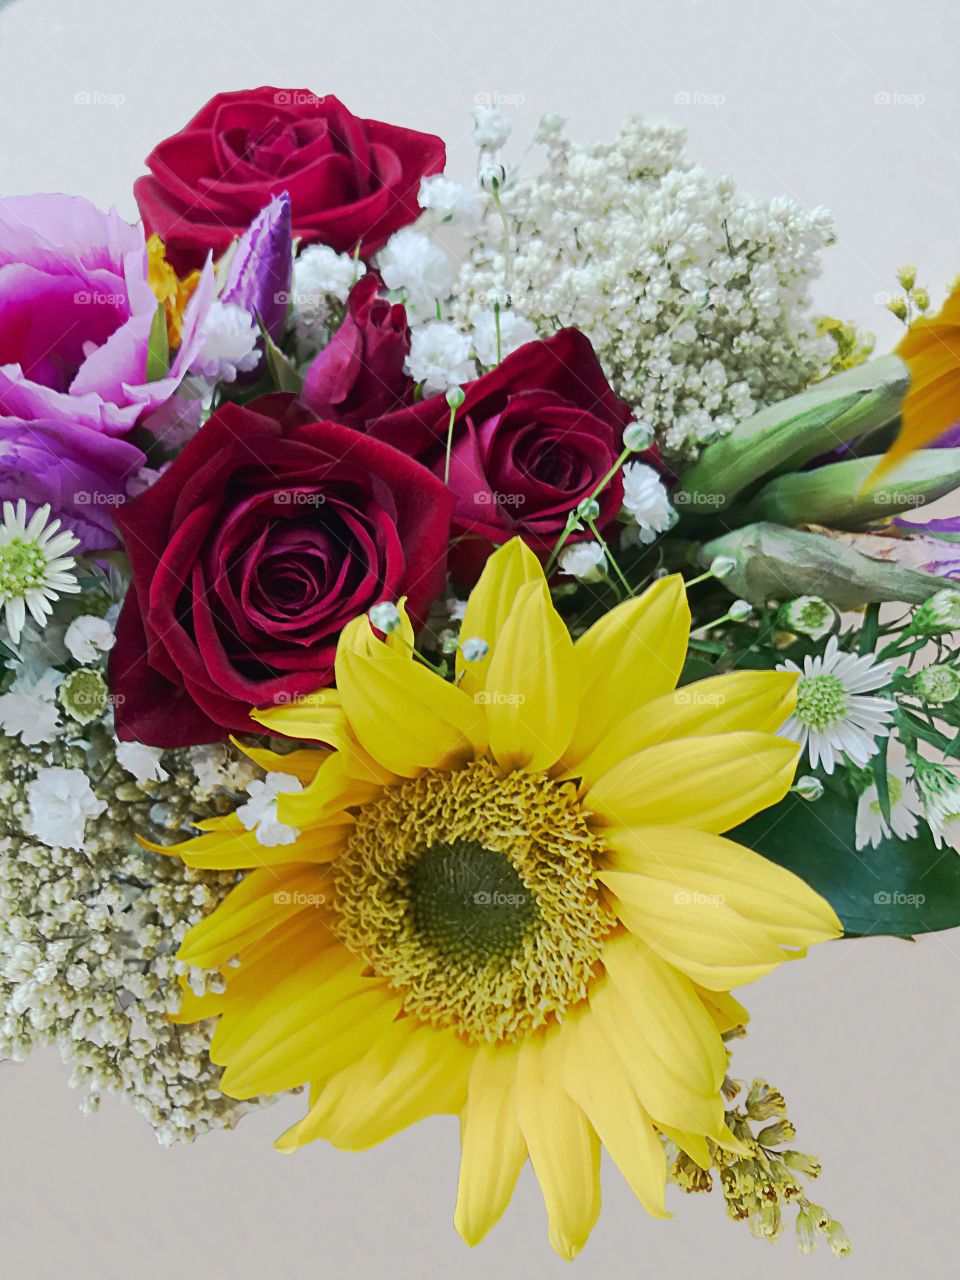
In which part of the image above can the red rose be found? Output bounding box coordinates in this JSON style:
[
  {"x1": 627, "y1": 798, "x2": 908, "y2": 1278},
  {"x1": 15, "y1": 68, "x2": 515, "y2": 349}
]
[
  {"x1": 368, "y1": 329, "x2": 637, "y2": 581},
  {"x1": 109, "y1": 396, "x2": 454, "y2": 746},
  {"x1": 301, "y1": 275, "x2": 414, "y2": 427},
  {"x1": 134, "y1": 88, "x2": 445, "y2": 274}
]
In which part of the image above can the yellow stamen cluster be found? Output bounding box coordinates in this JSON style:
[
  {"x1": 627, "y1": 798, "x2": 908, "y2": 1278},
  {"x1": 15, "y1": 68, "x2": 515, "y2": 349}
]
[
  {"x1": 333, "y1": 759, "x2": 612, "y2": 1043},
  {"x1": 147, "y1": 234, "x2": 200, "y2": 347}
]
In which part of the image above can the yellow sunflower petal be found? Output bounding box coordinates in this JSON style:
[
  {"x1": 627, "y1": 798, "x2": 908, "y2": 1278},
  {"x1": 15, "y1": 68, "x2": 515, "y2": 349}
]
[
  {"x1": 229, "y1": 739, "x2": 330, "y2": 785},
  {"x1": 455, "y1": 1044, "x2": 528, "y2": 1247},
  {"x1": 140, "y1": 820, "x2": 350, "y2": 871},
  {"x1": 279, "y1": 1018, "x2": 472, "y2": 1152},
  {"x1": 657, "y1": 1125, "x2": 712, "y2": 1170},
  {"x1": 456, "y1": 538, "x2": 545, "y2": 697},
  {"x1": 177, "y1": 864, "x2": 333, "y2": 968},
  {"x1": 560, "y1": 1007, "x2": 670, "y2": 1219},
  {"x1": 565, "y1": 574, "x2": 690, "y2": 766},
  {"x1": 573, "y1": 670, "x2": 798, "y2": 787},
  {"x1": 217, "y1": 950, "x2": 393, "y2": 1099},
  {"x1": 585, "y1": 732, "x2": 800, "y2": 832},
  {"x1": 599, "y1": 825, "x2": 841, "y2": 989},
  {"x1": 277, "y1": 750, "x2": 383, "y2": 829},
  {"x1": 515, "y1": 1034, "x2": 601, "y2": 1261},
  {"x1": 335, "y1": 617, "x2": 485, "y2": 777},
  {"x1": 484, "y1": 579, "x2": 577, "y2": 773},
  {"x1": 588, "y1": 966, "x2": 725, "y2": 1137}
]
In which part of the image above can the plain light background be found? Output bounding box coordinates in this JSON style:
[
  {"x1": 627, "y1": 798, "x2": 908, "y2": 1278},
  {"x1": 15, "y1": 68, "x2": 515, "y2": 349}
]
[{"x1": 1, "y1": 1, "x2": 959, "y2": 1276}]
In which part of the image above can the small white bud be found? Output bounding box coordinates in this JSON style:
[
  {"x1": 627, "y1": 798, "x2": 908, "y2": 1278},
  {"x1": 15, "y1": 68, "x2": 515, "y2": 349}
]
[
  {"x1": 728, "y1": 599, "x2": 753, "y2": 621},
  {"x1": 461, "y1": 637, "x2": 490, "y2": 663},
  {"x1": 709, "y1": 555, "x2": 737, "y2": 580},
  {"x1": 369, "y1": 602, "x2": 402, "y2": 634},
  {"x1": 623, "y1": 419, "x2": 655, "y2": 452},
  {"x1": 795, "y1": 776, "x2": 824, "y2": 801}
]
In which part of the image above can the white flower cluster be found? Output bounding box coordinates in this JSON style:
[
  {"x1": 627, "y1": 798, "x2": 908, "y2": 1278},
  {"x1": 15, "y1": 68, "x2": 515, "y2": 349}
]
[
  {"x1": 0, "y1": 599, "x2": 276, "y2": 1143},
  {"x1": 452, "y1": 116, "x2": 834, "y2": 459}
]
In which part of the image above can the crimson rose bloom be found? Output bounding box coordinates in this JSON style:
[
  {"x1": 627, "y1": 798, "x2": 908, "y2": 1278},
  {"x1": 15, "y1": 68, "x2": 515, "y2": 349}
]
[
  {"x1": 109, "y1": 396, "x2": 454, "y2": 746},
  {"x1": 135, "y1": 88, "x2": 445, "y2": 274},
  {"x1": 368, "y1": 328, "x2": 635, "y2": 582},
  {"x1": 301, "y1": 275, "x2": 414, "y2": 426}
]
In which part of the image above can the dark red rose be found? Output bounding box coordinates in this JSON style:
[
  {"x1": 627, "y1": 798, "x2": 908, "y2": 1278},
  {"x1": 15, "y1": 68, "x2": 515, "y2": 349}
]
[
  {"x1": 368, "y1": 328, "x2": 637, "y2": 582},
  {"x1": 300, "y1": 275, "x2": 414, "y2": 426},
  {"x1": 134, "y1": 88, "x2": 445, "y2": 274},
  {"x1": 109, "y1": 396, "x2": 454, "y2": 746}
]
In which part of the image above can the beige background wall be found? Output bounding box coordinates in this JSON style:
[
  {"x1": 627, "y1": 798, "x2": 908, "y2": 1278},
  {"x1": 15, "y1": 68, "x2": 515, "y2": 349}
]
[{"x1": 1, "y1": 1, "x2": 959, "y2": 1276}]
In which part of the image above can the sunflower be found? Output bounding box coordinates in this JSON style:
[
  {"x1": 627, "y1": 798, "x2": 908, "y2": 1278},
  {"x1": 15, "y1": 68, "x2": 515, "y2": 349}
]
[{"x1": 163, "y1": 538, "x2": 840, "y2": 1259}]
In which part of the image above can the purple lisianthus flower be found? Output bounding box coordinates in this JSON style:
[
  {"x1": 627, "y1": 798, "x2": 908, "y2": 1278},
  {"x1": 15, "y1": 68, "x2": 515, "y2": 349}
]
[
  {"x1": 219, "y1": 192, "x2": 292, "y2": 344},
  {"x1": 894, "y1": 515, "x2": 960, "y2": 578},
  {"x1": 0, "y1": 193, "x2": 220, "y2": 547}
]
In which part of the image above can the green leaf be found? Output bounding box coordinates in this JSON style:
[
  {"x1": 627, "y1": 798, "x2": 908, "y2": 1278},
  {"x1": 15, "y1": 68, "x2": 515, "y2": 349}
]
[
  {"x1": 146, "y1": 303, "x2": 170, "y2": 382},
  {"x1": 258, "y1": 317, "x2": 303, "y2": 394},
  {"x1": 731, "y1": 778, "x2": 960, "y2": 936},
  {"x1": 871, "y1": 746, "x2": 891, "y2": 825}
]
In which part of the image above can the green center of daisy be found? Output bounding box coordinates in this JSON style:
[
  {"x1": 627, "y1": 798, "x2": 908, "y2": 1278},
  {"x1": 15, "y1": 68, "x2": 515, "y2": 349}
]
[
  {"x1": 795, "y1": 673, "x2": 848, "y2": 729},
  {"x1": 408, "y1": 839, "x2": 539, "y2": 965},
  {"x1": 0, "y1": 537, "x2": 46, "y2": 600},
  {"x1": 334, "y1": 759, "x2": 611, "y2": 1043}
]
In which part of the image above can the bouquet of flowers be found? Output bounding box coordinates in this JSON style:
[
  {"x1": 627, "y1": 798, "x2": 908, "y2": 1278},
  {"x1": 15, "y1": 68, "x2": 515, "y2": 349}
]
[{"x1": 4, "y1": 86, "x2": 960, "y2": 1260}]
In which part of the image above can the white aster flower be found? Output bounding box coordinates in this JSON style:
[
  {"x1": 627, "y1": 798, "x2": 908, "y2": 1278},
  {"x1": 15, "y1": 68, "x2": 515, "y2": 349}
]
[
  {"x1": 778, "y1": 637, "x2": 896, "y2": 775},
  {"x1": 236, "y1": 771, "x2": 303, "y2": 847},
  {"x1": 912, "y1": 758, "x2": 960, "y2": 849},
  {"x1": 189, "y1": 300, "x2": 261, "y2": 383},
  {"x1": 26, "y1": 766, "x2": 107, "y2": 851},
  {"x1": 377, "y1": 228, "x2": 453, "y2": 316},
  {"x1": 855, "y1": 763, "x2": 920, "y2": 850},
  {"x1": 780, "y1": 596, "x2": 836, "y2": 642},
  {"x1": 0, "y1": 666, "x2": 62, "y2": 745},
  {"x1": 0, "y1": 501, "x2": 80, "y2": 646},
  {"x1": 116, "y1": 741, "x2": 169, "y2": 784},
  {"x1": 64, "y1": 614, "x2": 115, "y2": 665},
  {"x1": 471, "y1": 309, "x2": 536, "y2": 366},
  {"x1": 472, "y1": 104, "x2": 512, "y2": 149},
  {"x1": 406, "y1": 322, "x2": 475, "y2": 394},
  {"x1": 292, "y1": 244, "x2": 365, "y2": 312},
  {"x1": 559, "y1": 541, "x2": 608, "y2": 583},
  {"x1": 621, "y1": 463, "x2": 675, "y2": 544},
  {"x1": 418, "y1": 175, "x2": 484, "y2": 224}
]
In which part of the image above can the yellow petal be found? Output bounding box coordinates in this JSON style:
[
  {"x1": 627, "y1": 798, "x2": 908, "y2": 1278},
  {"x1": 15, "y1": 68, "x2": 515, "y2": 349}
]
[
  {"x1": 217, "y1": 949, "x2": 392, "y2": 1099},
  {"x1": 588, "y1": 969, "x2": 725, "y2": 1137},
  {"x1": 694, "y1": 985, "x2": 751, "y2": 1034},
  {"x1": 252, "y1": 697, "x2": 395, "y2": 789},
  {"x1": 599, "y1": 825, "x2": 841, "y2": 989},
  {"x1": 229, "y1": 738, "x2": 330, "y2": 785},
  {"x1": 560, "y1": 1007, "x2": 670, "y2": 1219},
  {"x1": 141, "y1": 820, "x2": 350, "y2": 871},
  {"x1": 456, "y1": 538, "x2": 545, "y2": 697},
  {"x1": 484, "y1": 579, "x2": 577, "y2": 773},
  {"x1": 573, "y1": 670, "x2": 798, "y2": 787},
  {"x1": 455, "y1": 1044, "x2": 528, "y2": 1246},
  {"x1": 278, "y1": 1018, "x2": 471, "y2": 1152},
  {"x1": 515, "y1": 1034, "x2": 601, "y2": 1261},
  {"x1": 657, "y1": 1125, "x2": 712, "y2": 1170},
  {"x1": 585, "y1": 732, "x2": 800, "y2": 832},
  {"x1": 277, "y1": 751, "x2": 381, "y2": 829},
  {"x1": 565, "y1": 574, "x2": 690, "y2": 766},
  {"x1": 335, "y1": 617, "x2": 485, "y2": 777},
  {"x1": 177, "y1": 864, "x2": 333, "y2": 968}
]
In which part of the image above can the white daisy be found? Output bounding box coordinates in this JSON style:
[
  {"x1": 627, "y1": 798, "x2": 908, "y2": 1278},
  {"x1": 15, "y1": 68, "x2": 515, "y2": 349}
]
[
  {"x1": 777, "y1": 636, "x2": 896, "y2": 775},
  {"x1": 0, "y1": 501, "x2": 80, "y2": 646},
  {"x1": 911, "y1": 757, "x2": 960, "y2": 849},
  {"x1": 855, "y1": 762, "x2": 920, "y2": 850}
]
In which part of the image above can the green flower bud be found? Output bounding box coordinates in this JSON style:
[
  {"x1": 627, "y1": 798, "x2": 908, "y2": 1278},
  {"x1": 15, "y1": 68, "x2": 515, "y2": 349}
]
[
  {"x1": 896, "y1": 264, "x2": 917, "y2": 291},
  {"x1": 778, "y1": 595, "x2": 834, "y2": 640},
  {"x1": 914, "y1": 665, "x2": 960, "y2": 705},
  {"x1": 576, "y1": 497, "x2": 601, "y2": 522},
  {"x1": 728, "y1": 599, "x2": 753, "y2": 621},
  {"x1": 709, "y1": 554, "x2": 737, "y2": 579},
  {"x1": 59, "y1": 669, "x2": 108, "y2": 725},
  {"x1": 445, "y1": 386, "x2": 466, "y2": 410},
  {"x1": 623, "y1": 419, "x2": 655, "y2": 451},
  {"x1": 368, "y1": 602, "x2": 402, "y2": 634},
  {"x1": 912, "y1": 588, "x2": 960, "y2": 635},
  {"x1": 794, "y1": 776, "x2": 824, "y2": 801}
]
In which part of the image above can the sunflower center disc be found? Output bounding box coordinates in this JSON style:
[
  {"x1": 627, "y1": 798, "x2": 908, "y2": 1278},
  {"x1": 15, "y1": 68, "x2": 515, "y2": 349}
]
[{"x1": 334, "y1": 759, "x2": 612, "y2": 1043}]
